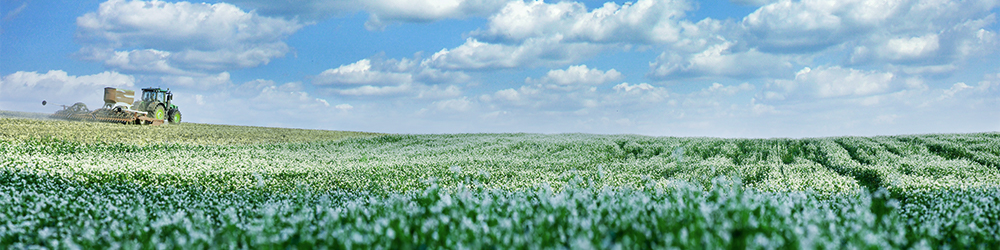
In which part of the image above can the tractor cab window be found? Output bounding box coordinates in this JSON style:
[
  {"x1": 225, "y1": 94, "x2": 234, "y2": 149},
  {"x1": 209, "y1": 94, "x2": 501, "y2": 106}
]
[
  {"x1": 143, "y1": 90, "x2": 166, "y2": 102},
  {"x1": 142, "y1": 91, "x2": 156, "y2": 102}
]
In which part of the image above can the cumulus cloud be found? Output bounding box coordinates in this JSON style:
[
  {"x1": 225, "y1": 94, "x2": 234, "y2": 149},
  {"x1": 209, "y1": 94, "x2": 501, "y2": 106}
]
[
  {"x1": 75, "y1": 0, "x2": 305, "y2": 75},
  {"x1": 227, "y1": 0, "x2": 357, "y2": 21},
  {"x1": 646, "y1": 0, "x2": 998, "y2": 81},
  {"x1": 478, "y1": 65, "x2": 626, "y2": 110},
  {"x1": 314, "y1": 59, "x2": 413, "y2": 86},
  {"x1": 230, "y1": 0, "x2": 509, "y2": 29},
  {"x1": 171, "y1": 78, "x2": 344, "y2": 127},
  {"x1": 334, "y1": 83, "x2": 415, "y2": 96},
  {"x1": 416, "y1": 84, "x2": 463, "y2": 99},
  {"x1": 611, "y1": 82, "x2": 671, "y2": 104},
  {"x1": 0, "y1": 70, "x2": 135, "y2": 112},
  {"x1": 423, "y1": 37, "x2": 604, "y2": 70},
  {"x1": 741, "y1": 0, "x2": 1000, "y2": 54},
  {"x1": 334, "y1": 103, "x2": 354, "y2": 111},
  {"x1": 414, "y1": 0, "x2": 733, "y2": 72},
  {"x1": 251, "y1": 83, "x2": 331, "y2": 111},
  {"x1": 157, "y1": 72, "x2": 232, "y2": 90},
  {"x1": 879, "y1": 34, "x2": 942, "y2": 61},
  {"x1": 473, "y1": 0, "x2": 691, "y2": 44},
  {"x1": 527, "y1": 65, "x2": 623, "y2": 86},
  {"x1": 760, "y1": 66, "x2": 920, "y2": 102},
  {"x1": 314, "y1": 57, "x2": 468, "y2": 97},
  {"x1": 698, "y1": 82, "x2": 755, "y2": 96},
  {"x1": 648, "y1": 41, "x2": 795, "y2": 79},
  {"x1": 729, "y1": 0, "x2": 781, "y2": 6},
  {"x1": 613, "y1": 82, "x2": 656, "y2": 92},
  {"x1": 480, "y1": 68, "x2": 667, "y2": 114},
  {"x1": 362, "y1": 0, "x2": 510, "y2": 30},
  {"x1": 741, "y1": 0, "x2": 872, "y2": 52},
  {"x1": 431, "y1": 97, "x2": 474, "y2": 112},
  {"x1": 848, "y1": 16, "x2": 999, "y2": 70},
  {"x1": 937, "y1": 73, "x2": 1000, "y2": 102}
]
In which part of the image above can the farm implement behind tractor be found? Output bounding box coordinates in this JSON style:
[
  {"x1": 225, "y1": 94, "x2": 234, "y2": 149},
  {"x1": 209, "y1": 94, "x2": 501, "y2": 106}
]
[{"x1": 48, "y1": 87, "x2": 181, "y2": 126}]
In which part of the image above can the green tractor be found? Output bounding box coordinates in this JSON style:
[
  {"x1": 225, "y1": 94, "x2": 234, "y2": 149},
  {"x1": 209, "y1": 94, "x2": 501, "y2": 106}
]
[{"x1": 133, "y1": 87, "x2": 181, "y2": 124}]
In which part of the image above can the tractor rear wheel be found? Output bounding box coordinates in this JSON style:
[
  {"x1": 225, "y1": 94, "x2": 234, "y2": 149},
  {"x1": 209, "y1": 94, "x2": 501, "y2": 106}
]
[
  {"x1": 153, "y1": 105, "x2": 166, "y2": 121},
  {"x1": 168, "y1": 109, "x2": 182, "y2": 124}
]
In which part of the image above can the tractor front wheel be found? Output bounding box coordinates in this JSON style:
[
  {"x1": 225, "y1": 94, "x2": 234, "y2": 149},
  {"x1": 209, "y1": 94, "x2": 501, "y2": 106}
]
[
  {"x1": 168, "y1": 109, "x2": 182, "y2": 124},
  {"x1": 153, "y1": 105, "x2": 166, "y2": 121}
]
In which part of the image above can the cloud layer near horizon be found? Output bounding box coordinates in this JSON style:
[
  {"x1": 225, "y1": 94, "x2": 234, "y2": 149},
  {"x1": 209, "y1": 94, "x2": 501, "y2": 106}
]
[{"x1": 2, "y1": 0, "x2": 998, "y2": 137}]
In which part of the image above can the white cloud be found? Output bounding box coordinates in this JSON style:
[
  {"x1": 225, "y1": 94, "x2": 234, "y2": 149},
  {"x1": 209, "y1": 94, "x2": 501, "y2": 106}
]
[
  {"x1": 741, "y1": 0, "x2": 868, "y2": 52},
  {"x1": 648, "y1": 41, "x2": 795, "y2": 79},
  {"x1": 170, "y1": 79, "x2": 343, "y2": 128},
  {"x1": 252, "y1": 84, "x2": 329, "y2": 111},
  {"x1": 335, "y1": 83, "x2": 415, "y2": 96},
  {"x1": 741, "y1": 0, "x2": 1000, "y2": 54},
  {"x1": 334, "y1": 103, "x2": 353, "y2": 111},
  {"x1": 423, "y1": 37, "x2": 604, "y2": 70},
  {"x1": 100, "y1": 49, "x2": 183, "y2": 75},
  {"x1": 527, "y1": 65, "x2": 623, "y2": 86},
  {"x1": 613, "y1": 82, "x2": 655, "y2": 92},
  {"x1": 229, "y1": 0, "x2": 509, "y2": 29},
  {"x1": 761, "y1": 66, "x2": 910, "y2": 102},
  {"x1": 0, "y1": 70, "x2": 135, "y2": 112},
  {"x1": 647, "y1": 0, "x2": 998, "y2": 81},
  {"x1": 939, "y1": 74, "x2": 1000, "y2": 101},
  {"x1": 76, "y1": 0, "x2": 304, "y2": 75},
  {"x1": 729, "y1": 0, "x2": 781, "y2": 6},
  {"x1": 698, "y1": 82, "x2": 755, "y2": 96},
  {"x1": 490, "y1": 88, "x2": 522, "y2": 102},
  {"x1": 170, "y1": 70, "x2": 1000, "y2": 136},
  {"x1": 880, "y1": 34, "x2": 941, "y2": 61},
  {"x1": 416, "y1": 84, "x2": 463, "y2": 99},
  {"x1": 158, "y1": 72, "x2": 232, "y2": 90},
  {"x1": 941, "y1": 82, "x2": 973, "y2": 99},
  {"x1": 432, "y1": 97, "x2": 474, "y2": 112},
  {"x1": 362, "y1": 0, "x2": 510, "y2": 30},
  {"x1": 849, "y1": 16, "x2": 999, "y2": 69},
  {"x1": 473, "y1": 0, "x2": 691, "y2": 44},
  {"x1": 479, "y1": 71, "x2": 672, "y2": 116},
  {"x1": 611, "y1": 82, "x2": 671, "y2": 104},
  {"x1": 314, "y1": 57, "x2": 469, "y2": 97},
  {"x1": 314, "y1": 59, "x2": 413, "y2": 85}
]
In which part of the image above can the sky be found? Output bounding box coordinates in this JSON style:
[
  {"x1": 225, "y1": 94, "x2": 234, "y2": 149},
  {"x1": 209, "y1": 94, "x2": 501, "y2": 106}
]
[{"x1": 1, "y1": 0, "x2": 998, "y2": 138}]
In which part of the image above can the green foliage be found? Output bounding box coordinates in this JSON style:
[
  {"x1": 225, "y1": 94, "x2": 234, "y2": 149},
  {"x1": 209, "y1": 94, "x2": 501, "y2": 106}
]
[
  {"x1": 1, "y1": 116, "x2": 999, "y2": 248},
  {"x1": 4, "y1": 168, "x2": 997, "y2": 249}
]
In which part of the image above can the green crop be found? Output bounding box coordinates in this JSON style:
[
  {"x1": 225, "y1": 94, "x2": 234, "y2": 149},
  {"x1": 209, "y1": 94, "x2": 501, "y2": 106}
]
[
  {"x1": 1, "y1": 115, "x2": 998, "y2": 248},
  {"x1": 2, "y1": 168, "x2": 997, "y2": 249}
]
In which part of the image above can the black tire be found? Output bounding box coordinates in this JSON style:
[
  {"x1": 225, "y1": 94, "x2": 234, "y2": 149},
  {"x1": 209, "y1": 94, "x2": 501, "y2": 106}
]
[
  {"x1": 153, "y1": 105, "x2": 166, "y2": 121},
  {"x1": 168, "y1": 109, "x2": 182, "y2": 124}
]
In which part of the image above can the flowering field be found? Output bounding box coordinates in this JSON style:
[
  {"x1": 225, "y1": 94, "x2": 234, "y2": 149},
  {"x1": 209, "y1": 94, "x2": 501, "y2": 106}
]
[{"x1": 1, "y1": 116, "x2": 998, "y2": 248}]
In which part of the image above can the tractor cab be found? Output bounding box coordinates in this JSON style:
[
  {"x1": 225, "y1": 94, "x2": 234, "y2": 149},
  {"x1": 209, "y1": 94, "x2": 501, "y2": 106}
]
[{"x1": 142, "y1": 88, "x2": 171, "y2": 103}]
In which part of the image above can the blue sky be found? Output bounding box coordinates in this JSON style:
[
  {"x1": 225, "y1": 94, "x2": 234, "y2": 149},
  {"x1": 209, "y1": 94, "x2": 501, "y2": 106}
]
[{"x1": 1, "y1": 0, "x2": 998, "y2": 137}]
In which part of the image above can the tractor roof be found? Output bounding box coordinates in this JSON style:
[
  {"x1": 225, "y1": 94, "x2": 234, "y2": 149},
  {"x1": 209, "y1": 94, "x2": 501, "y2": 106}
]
[{"x1": 141, "y1": 87, "x2": 169, "y2": 92}]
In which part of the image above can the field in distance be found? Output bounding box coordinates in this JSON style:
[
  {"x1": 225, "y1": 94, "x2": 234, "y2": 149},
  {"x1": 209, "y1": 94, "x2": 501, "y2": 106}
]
[
  {"x1": 3, "y1": 113, "x2": 997, "y2": 194},
  {"x1": 2, "y1": 113, "x2": 998, "y2": 248},
  {"x1": 0, "y1": 110, "x2": 380, "y2": 145}
]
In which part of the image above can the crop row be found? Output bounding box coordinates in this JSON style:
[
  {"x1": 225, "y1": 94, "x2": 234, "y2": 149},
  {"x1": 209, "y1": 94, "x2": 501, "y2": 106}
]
[
  {"x1": 2, "y1": 129, "x2": 998, "y2": 198},
  {"x1": 3, "y1": 168, "x2": 997, "y2": 248}
]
